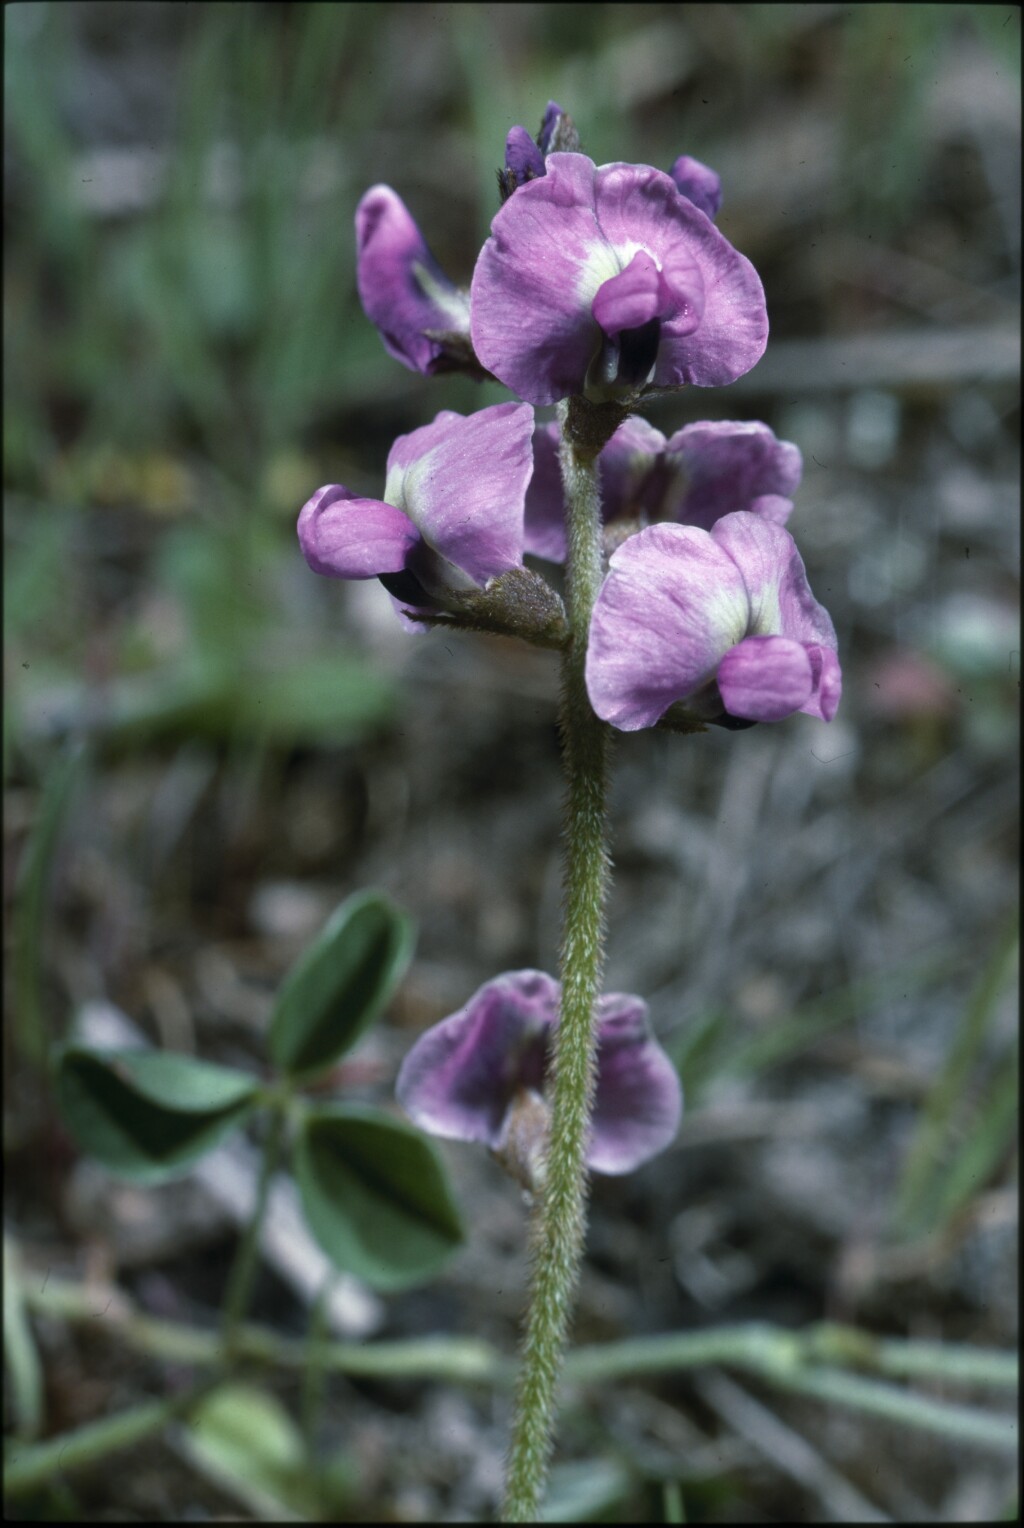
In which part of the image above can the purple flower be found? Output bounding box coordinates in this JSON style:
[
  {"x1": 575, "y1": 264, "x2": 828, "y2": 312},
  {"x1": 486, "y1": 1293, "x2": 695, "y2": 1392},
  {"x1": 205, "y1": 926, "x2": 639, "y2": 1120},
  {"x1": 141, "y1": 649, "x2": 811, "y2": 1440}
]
[
  {"x1": 525, "y1": 416, "x2": 802, "y2": 563},
  {"x1": 471, "y1": 153, "x2": 767, "y2": 407},
  {"x1": 536, "y1": 101, "x2": 572, "y2": 156},
  {"x1": 298, "y1": 403, "x2": 534, "y2": 617},
  {"x1": 502, "y1": 126, "x2": 546, "y2": 192},
  {"x1": 396, "y1": 970, "x2": 682, "y2": 1179},
  {"x1": 499, "y1": 101, "x2": 580, "y2": 200},
  {"x1": 586, "y1": 511, "x2": 841, "y2": 729},
  {"x1": 356, "y1": 185, "x2": 480, "y2": 377},
  {"x1": 668, "y1": 154, "x2": 722, "y2": 220}
]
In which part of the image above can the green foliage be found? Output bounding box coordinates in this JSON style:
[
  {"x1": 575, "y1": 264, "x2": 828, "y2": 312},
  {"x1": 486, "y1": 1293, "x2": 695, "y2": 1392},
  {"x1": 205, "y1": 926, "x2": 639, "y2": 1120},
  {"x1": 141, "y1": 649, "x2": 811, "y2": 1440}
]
[
  {"x1": 51, "y1": 889, "x2": 462, "y2": 1292},
  {"x1": 139, "y1": 517, "x2": 397, "y2": 746},
  {"x1": 295, "y1": 1105, "x2": 465, "y2": 1290},
  {"x1": 6, "y1": 514, "x2": 399, "y2": 760},
  {"x1": 182, "y1": 1382, "x2": 349, "y2": 1520},
  {"x1": 539, "y1": 1458, "x2": 634, "y2": 1522},
  {"x1": 837, "y1": 5, "x2": 948, "y2": 235},
  {"x1": 4, "y1": 2, "x2": 383, "y2": 487},
  {"x1": 671, "y1": 952, "x2": 963, "y2": 1105},
  {"x1": 54, "y1": 1048, "x2": 260, "y2": 1182},
  {"x1": 3, "y1": 1236, "x2": 45, "y2": 1441},
  {"x1": 269, "y1": 891, "x2": 415, "y2": 1080},
  {"x1": 5, "y1": 4, "x2": 405, "y2": 774},
  {"x1": 9, "y1": 745, "x2": 86, "y2": 1063},
  {"x1": 894, "y1": 923, "x2": 1018, "y2": 1240},
  {"x1": 2, "y1": 506, "x2": 70, "y2": 651}
]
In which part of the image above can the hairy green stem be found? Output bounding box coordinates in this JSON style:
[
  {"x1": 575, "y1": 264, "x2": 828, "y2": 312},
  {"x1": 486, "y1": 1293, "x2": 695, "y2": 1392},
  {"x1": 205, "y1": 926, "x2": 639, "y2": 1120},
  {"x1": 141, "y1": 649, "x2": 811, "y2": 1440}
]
[{"x1": 501, "y1": 400, "x2": 615, "y2": 1522}]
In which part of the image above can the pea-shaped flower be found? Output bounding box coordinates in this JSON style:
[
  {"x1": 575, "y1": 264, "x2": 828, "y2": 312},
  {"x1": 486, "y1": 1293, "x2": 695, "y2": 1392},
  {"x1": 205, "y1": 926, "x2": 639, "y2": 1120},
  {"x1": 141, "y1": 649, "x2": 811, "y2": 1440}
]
[
  {"x1": 586, "y1": 511, "x2": 841, "y2": 729},
  {"x1": 356, "y1": 185, "x2": 482, "y2": 378},
  {"x1": 298, "y1": 403, "x2": 534, "y2": 619},
  {"x1": 471, "y1": 153, "x2": 767, "y2": 406},
  {"x1": 525, "y1": 416, "x2": 802, "y2": 563},
  {"x1": 396, "y1": 970, "x2": 682, "y2": 1182}
]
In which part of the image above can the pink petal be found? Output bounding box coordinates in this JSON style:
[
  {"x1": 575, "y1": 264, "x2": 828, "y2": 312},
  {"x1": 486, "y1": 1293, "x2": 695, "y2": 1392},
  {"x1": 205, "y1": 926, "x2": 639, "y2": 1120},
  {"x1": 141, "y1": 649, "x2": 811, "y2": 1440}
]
[
  {"x1": 385, "y1": 403, "x2": 534, "y2": 585},
  {"x1": 589, "y1": 993, "x2": 683, "y2": 1174},
  {"x1": 395, "y1": 971, "x2": 559, "y2": 1148},
  {"x1": 748, "y1": 494, "x2": 794, "y2": 526},
  {"x1": 666, "y1": 421, "x2": 802, "y2": 532},
  {"x1": 586, "y1": 523, "x2": 749, "y2": 730},
  {"x1": 668, "y1": 154, "x2": 722, "y2": 220},
  {"x1": 803, "y1": 644, "x2": 843, "y2": 721},
  {"x1": 523, "y1": 422, "x2": 568, "y2": 562},
  {"x1": 470, "y1": 154, "x2": 611, "y2": 406},
  {"x1": 297, "y1": 484, "x2": 420, "y2": 579},
  {"x1": 717, "y1": 634, "x2": 815, "y2": 722},
  {"x1": 592, "y1": 250, "x2": 676, "y2": 336},
  {"x1": 598, "y1": 415, "x2": 674, "y2": 528},
  {"x1": 591, "y1": 161, "x2": 762, "y2": 387},
  {"x1": 355, "y1": 186, "x2": 470, "y2": 374}
]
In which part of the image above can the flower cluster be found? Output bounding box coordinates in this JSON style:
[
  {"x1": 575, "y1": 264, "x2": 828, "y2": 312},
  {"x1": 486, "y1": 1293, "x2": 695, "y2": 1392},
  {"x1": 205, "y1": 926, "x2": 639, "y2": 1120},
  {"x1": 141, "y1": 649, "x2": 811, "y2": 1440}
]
[{"x1": 299, "y1": 103, "x2": 842, "y2": 1178}]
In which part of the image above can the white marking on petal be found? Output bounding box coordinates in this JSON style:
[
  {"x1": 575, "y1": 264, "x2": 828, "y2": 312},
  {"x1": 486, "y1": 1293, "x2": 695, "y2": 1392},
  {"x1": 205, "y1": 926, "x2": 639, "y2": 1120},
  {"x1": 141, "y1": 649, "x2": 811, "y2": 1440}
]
[
  {"x1": 382, "y1": 461, "x2": 407, "y2": 511},
  {"x1": 576, "y1": 239, "x2": 659, "y2": 306},
  {"x1": 392, "y1": 441, "x2": 441, "y2": 527},
  {"x1": 748, "y1": 582, "x2": 782, "y2": 637},
  {"x1": 707, "y1": 585, "x2": 751, "y2": 650},
  {"x1": 411, "y1": 261, "x2": 471, "y2": 327}
]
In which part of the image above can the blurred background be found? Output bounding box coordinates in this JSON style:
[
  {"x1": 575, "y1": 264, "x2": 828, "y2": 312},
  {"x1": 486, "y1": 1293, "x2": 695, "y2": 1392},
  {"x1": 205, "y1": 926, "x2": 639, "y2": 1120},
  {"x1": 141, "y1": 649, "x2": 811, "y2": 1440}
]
[{"x1": 4, "y1": 2, "x2": 1019, "y2": 1520}]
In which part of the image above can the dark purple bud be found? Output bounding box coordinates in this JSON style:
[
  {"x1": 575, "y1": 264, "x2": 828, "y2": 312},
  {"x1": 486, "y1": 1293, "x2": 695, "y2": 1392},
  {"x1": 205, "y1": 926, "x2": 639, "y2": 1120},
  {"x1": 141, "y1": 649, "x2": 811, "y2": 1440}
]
[
  {"x1": 498, "y1": 124, "x2": 548, "y2": 205},
  {"x1": 505, "y1": 125, "x2": 545, "y2": 185},
  {"x1": 537, "y1": 101, "x2": 580, "y2": 156},
  {"x1": 668, "y1": 154, "x2": 722, "y2": 220},
  {"x1": 497, "y1": 104, "x2": 582, "y2": 206}
]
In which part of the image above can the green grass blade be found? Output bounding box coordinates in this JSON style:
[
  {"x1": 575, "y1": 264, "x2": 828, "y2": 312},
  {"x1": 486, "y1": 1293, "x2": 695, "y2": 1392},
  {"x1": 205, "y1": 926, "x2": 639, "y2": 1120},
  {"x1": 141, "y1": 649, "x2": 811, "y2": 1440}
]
[{"x1": 10, "y1": 744, "x2": 87, "y2": 1066}]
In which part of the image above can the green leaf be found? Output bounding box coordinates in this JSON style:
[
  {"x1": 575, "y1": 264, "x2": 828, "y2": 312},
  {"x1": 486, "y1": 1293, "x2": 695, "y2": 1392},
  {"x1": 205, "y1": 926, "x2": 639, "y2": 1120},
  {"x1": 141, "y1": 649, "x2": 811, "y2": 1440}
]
[
  {"x1": 235, "y1": 653, "x2": 398, "y2": 745},
  {"x1": 31, "y1": 650, "x2": 398, "y2": 755},
  {"x1": 9, "y1": 742, "x2": 86, "y2": 1066},
  {"x1": 181, "y1": 1382, "x2": 328, "y2": 1521},
  {"x1": 3, "y1": 1235, "x2": 45, "y2": 1440},
  {"x1": 894, "y1": 922, "x2": 1018, "y2": 1239},
  {"x1": 540, "y1": 1458, "x2": 633, "y2": 1522},
  {"x1": 295, "y1": 1105, "x2": 463, "y2": 1290},
  {"x1": 268, "y1": 891, "x2": 414, "y2": 1080},
  {"x1": 55, "y1": 1048, "x2": 260, "y2": 1182}
]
